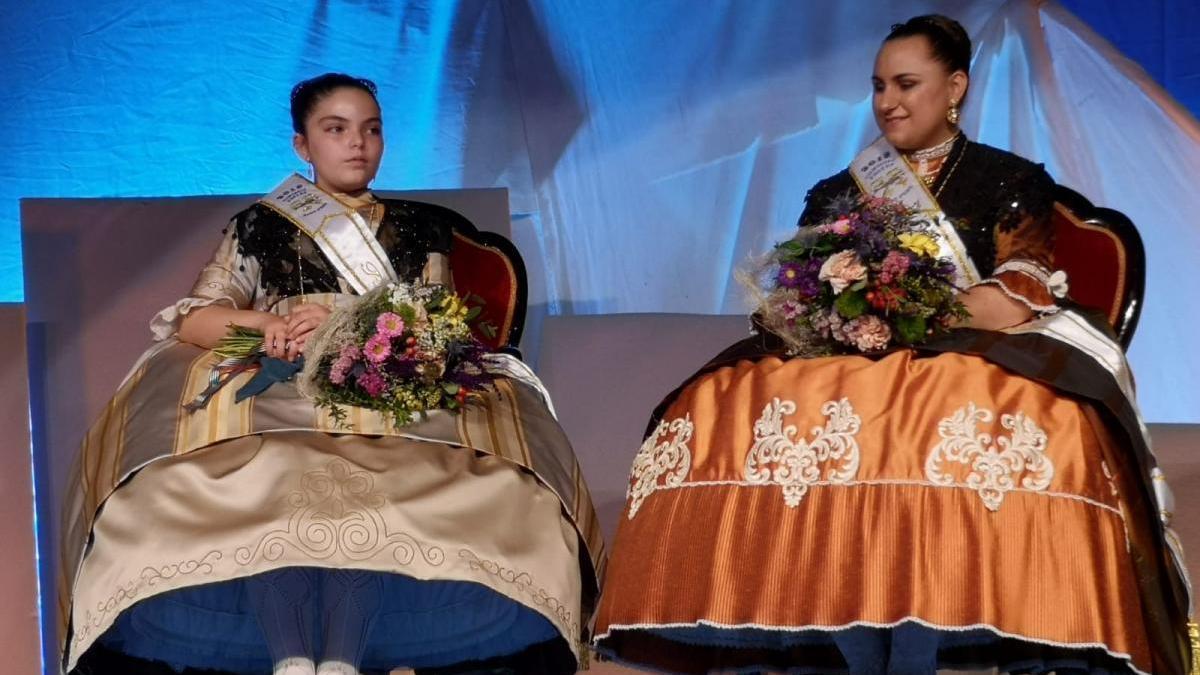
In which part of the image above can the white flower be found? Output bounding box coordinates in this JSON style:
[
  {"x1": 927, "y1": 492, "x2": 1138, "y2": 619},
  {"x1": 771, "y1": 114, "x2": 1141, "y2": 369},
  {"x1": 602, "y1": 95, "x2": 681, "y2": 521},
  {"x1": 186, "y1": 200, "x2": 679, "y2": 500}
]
[{"x1": 818, "y1": 250, "x2": 867, "y2": 294}]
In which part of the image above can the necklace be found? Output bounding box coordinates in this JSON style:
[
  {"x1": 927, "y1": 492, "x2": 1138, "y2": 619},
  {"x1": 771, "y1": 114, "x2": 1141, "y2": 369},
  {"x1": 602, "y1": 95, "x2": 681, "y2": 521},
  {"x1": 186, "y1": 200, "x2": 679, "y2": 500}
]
[
  {"x1": 907, "y1": 132, "x2": 960, "y2": 184},
  {"x1": 903, "y1": 133, "x2": 964, "y2": 192},
  {"x1": 931, "y1": 141, "x2": 965, "y2": 198},
  {"x1": 907, "y1": 132, "x2": 961, "y2": 161},
  {"x1": 913, "y1": 158, "x2": 944, "y2": 187}
]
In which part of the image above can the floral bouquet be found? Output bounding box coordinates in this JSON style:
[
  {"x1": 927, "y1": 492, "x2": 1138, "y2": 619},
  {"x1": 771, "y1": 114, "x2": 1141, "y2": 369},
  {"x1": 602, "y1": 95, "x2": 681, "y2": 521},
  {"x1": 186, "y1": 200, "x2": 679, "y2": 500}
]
[
  {"x1": 294, "y1": 282, "x2": 496, "y2": 428},
  {"x1": 209, "y1": 283, "x2": 495, "y2": 427},
  {"x1": 743, "y1": 194, "x2": 968, "y2": 356}
]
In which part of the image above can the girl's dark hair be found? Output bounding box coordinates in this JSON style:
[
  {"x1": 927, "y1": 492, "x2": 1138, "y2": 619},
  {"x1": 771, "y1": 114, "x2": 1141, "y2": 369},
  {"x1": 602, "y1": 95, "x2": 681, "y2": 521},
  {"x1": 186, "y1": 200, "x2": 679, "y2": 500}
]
[
  {"x1": 885, "y1": 15, "x2": 971, "y2": 76},
  {"x1": 290, "y1": 73, "x2": 379, "y2": 134}
]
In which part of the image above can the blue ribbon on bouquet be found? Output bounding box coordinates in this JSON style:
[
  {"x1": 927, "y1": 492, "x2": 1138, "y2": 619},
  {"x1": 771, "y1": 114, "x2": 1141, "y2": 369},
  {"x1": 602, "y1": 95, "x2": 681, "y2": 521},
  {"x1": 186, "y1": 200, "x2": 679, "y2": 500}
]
[
  {"x1": 182, "y1": 355, "x2": 304, "y2": 412},
  {"x1": 234, "y1": 355, "x2": 304, "y2": 402}
]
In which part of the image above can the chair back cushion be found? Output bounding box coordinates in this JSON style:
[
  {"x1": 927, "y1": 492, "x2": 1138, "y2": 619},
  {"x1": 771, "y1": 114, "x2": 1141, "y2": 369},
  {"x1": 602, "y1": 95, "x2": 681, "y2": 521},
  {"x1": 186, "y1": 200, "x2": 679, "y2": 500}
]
[
  {"x1": 1049, "y1": 185, "x2": 1145, "y2": 347},
  {"x1": 449, "y1": 229, "x2": 526, "y2": 350},
  {"x1": 1051, "y1": 204, "x2": 1124, "y2": 324}
]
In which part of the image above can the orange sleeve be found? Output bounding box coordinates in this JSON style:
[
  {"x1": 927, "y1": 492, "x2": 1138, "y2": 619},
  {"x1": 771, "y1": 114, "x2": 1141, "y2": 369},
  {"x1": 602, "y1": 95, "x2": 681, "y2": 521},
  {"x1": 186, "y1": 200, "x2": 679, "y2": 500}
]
[{"x1": 969, "y1": 163, "x2": 1063, "y2": 314}]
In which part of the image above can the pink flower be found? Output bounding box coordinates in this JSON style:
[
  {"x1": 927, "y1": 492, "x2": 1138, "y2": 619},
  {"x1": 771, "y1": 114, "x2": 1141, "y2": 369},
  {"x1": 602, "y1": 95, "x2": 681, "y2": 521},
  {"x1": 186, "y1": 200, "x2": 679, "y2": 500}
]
[
  {"x1": 375, "y1": 312, "x2": 405, "y2": 338},
  {"x1": 363, "y1": 334, "x2": 391, "y2": 363},
  {"x1": 329, "y1": 356, "x2": 351, "y2": 385},
  {"x1": 818, "y1": 250, "x2": 867, "y2": 294},
  {"x1": 816, "y1": 218, "x2": 854, "y2": 236},
  {"x1": 780, "y1": 298, "x2": 805, "y2": 320},
  {"x1": 329, "y1": 344, "x2": 362, "y2": 385},
  {"x1": 356, "y1": 369, "x2": 388, "y2": 397},
  {"x1": 811, "y1": 308, "x2": 844, "y2": 339},
  {"x1": 843, "y1": 315, "x2": 892, "y2": 352},
  {"x1": 879, "y1": 250, "x2": 911, "y2": 284}
]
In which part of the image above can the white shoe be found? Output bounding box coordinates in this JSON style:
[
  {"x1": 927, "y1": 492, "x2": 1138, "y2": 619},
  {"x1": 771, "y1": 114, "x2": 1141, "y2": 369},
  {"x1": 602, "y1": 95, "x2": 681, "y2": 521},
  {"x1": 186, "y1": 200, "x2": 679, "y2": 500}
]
[
  {"x1": 273, "y1": 657, "x2": 317, "y2": 675},
  {"x1": 316, "y1": 660, "x2": 360, "y2": 675}
]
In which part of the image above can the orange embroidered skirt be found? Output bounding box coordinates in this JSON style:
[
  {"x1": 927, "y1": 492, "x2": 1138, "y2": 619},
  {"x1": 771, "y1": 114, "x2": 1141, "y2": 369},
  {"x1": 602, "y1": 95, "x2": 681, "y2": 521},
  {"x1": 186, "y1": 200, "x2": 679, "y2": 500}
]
[{"x1": 593, "y1": 349, "x2": 1186, "y2": 674}]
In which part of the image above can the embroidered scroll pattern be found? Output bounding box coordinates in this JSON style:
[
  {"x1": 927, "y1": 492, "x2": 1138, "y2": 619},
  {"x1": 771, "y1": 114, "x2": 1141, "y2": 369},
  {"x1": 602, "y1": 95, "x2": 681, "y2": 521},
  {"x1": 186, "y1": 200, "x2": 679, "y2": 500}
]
[
  {"x1": 744, "y1": 398, "x2": 862, "y2": 507},
  {"x1": 72, "y1": 550, "x2": 222, "y2": 654},
  {"x1": 925, "y1": 403, "x2": 1053, "y2": 511},
  {"x1": 627, "y1": 415, "x2": 694, "y2": 519},
  {"x1": 459, "y1": 549, "x2": 578, "y2": 642},
  {"x1": 236, "y1": 458, "x2": 445, "y2": 567}
]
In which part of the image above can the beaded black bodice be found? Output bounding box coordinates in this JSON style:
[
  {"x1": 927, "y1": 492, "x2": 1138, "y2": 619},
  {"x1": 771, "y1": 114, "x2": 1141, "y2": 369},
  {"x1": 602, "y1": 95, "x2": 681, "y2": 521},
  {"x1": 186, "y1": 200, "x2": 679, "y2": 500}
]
[
  {"x1": 227, "y1": 199, "x2": 454, "y2": 298},
  {"x1": 797, "y1": 137, "x2": 1055, "y2": 275}
]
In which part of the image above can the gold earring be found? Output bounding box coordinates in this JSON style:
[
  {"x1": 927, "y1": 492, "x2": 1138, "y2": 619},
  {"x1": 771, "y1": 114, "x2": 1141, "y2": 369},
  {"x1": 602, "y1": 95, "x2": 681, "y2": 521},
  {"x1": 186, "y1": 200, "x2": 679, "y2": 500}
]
[{"x1": 947, "y1": 101, "x2": 960, "y2": 126}]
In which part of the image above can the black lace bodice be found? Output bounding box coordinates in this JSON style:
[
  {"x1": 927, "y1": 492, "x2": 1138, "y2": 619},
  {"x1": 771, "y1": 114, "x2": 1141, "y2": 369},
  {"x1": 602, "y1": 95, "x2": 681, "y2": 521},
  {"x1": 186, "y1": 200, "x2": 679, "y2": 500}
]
[
  {"x1": 227, "y1": 198, "x2": 454, "y2": 298},
  {"x1": 797, "y1": 137, "x2": 1056, "y2": 276}
]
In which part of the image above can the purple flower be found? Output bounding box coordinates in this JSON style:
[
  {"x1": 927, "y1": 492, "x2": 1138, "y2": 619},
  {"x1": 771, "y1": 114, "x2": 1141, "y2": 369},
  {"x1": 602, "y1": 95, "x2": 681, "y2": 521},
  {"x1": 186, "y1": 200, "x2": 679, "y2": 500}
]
[
  {"x1": 383, "y1": 355, "x2": 420, "y2": 378},
  {"x1": 906, "y1": 255, "x2": 956, "y2": 283},
  {"x1": 777, "y1": 262, "x2": 806, "y2": 289},
  {"x1": 856, "y1": 227, "x2": 890, "y2": 259},
  {"x1": 796, "y1": 259, "x2": 824, "y2": 298},
  {"x1": 776, "y1": 259, "x2": 823, "y2": 299},
  {"x1": 356, "y1": 369, "x2": 388, "y2": 397}
]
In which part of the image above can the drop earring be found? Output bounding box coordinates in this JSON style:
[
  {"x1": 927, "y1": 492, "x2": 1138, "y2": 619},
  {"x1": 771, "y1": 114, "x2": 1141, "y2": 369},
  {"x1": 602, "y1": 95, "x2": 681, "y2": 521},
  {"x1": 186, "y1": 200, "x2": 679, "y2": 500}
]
[{"x1": 946, "y1": 101, "x2": 960, "y2": 126}]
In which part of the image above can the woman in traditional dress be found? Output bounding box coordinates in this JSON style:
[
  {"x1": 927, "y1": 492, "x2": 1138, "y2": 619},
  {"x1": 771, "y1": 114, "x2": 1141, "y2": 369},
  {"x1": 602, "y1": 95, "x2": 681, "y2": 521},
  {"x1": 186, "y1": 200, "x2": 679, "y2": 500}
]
[
  {"x1": 593, "y1": 16, "x2": 1191, "y2": 675},
  {"x1": 62, "y1": 73, "x2": 604, "y2": 675}
]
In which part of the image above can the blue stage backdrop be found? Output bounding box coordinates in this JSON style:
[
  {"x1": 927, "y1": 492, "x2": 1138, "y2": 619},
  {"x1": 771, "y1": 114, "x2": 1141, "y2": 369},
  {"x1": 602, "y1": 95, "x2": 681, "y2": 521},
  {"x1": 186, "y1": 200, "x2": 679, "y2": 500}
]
[{"x1": 3, "y1": 0, "x2": 1198, "y2": 422}]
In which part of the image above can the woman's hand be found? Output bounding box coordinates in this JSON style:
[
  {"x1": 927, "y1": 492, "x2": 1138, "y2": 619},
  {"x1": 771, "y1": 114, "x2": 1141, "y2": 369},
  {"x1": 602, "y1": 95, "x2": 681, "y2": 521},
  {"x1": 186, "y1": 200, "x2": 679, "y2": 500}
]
[
  {"x1": 955, "y1": 285, "x2": 1033, "y2": 331},
  {"x1": 261, "y1": 314, "x2": 292, "y2": 360},
  {"x1": 179, "y1": 306, "x2": 291, "y2": 352},
  {"x1": 285, "y1": 303, "x2": 332, "y2": 359}
]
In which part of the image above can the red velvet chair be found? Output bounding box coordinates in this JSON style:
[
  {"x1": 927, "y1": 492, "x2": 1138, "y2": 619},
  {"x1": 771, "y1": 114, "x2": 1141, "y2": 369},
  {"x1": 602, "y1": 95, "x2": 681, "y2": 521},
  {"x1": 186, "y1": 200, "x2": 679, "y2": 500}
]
[
  {"x1": 1050, "y1": 185, "x2": 1146, "y2": 348},
  {"x1": 436, "y1": 208, "x2": 528, "y2": 355}
]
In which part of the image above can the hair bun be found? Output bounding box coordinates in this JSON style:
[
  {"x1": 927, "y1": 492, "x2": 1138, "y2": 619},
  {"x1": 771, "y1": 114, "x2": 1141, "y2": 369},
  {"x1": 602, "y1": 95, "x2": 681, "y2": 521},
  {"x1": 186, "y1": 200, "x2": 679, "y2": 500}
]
[
  {"x1": 289, "y1": 73, "x2": 379, "y2": 134},
  {"x1": 885, "y1": 14, "x2": 971, "y2": 76}
]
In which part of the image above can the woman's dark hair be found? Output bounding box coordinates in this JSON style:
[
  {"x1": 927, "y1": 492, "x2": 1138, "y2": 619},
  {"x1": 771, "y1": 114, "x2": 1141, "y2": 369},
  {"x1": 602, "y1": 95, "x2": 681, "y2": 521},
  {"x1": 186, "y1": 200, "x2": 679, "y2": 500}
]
[
  {"x1": 885, "y1": 15, "x2": 971, "y2": 76},
  {"x1": 290, "y1": 73, "x2": 379, "y2": 134}
]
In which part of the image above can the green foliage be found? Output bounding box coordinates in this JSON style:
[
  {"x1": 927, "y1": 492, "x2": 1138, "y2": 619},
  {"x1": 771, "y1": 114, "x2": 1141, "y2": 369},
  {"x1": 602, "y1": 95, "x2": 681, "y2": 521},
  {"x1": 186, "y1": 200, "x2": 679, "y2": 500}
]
[
  {"x1": 213, "y1": 325, "x2": 265, "y2": 360},
  {"x1": 834, "y1": 290, "x2": 867, "y2": 319},
  {"x1": 895, "y1": 315, "x2": 927, "y2": 344}
]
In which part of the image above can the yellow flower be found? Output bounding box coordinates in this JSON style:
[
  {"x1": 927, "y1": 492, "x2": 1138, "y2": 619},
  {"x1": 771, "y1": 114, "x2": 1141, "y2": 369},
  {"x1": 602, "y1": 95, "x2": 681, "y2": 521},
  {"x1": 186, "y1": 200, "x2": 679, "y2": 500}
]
[
  {"x1": 898, "y1": 232, "x2": 940, "y2": 258},
  {"x1": 440, "y1": 295, "x2": 470, "y2": 321}
]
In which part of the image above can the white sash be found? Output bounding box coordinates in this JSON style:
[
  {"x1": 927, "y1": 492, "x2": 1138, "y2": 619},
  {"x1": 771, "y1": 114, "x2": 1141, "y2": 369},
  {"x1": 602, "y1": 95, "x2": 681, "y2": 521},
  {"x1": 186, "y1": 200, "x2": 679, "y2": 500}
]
[
  {"x1": 258, "y1": 174, "x2": 399, "y2": 294},
  {"x1": 849, "y1": 136, "x2": 980, "y2": 288}
]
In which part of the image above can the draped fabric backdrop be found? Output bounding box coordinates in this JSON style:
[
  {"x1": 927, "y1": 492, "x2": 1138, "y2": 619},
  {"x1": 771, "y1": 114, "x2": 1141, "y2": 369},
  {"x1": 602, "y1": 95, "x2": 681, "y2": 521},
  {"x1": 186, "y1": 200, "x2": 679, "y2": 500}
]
[{"x1": 3, "y1": 0, "x2": 1198, "y2": 421}]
